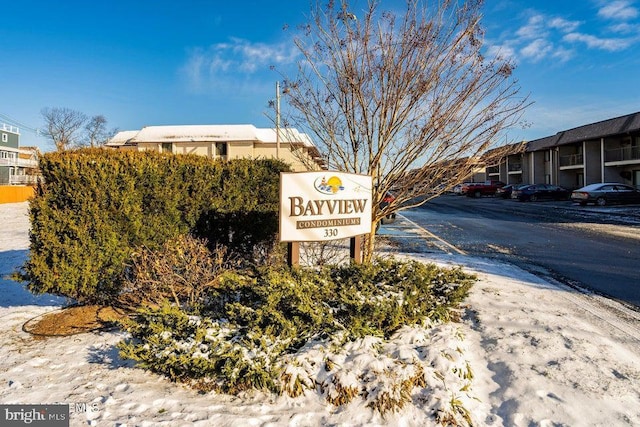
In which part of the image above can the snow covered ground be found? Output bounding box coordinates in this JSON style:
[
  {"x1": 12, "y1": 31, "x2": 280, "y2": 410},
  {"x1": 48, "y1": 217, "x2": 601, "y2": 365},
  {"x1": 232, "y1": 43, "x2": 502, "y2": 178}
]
[{"x1": 1, "y1": 202, "x2": 640, "y2": 426}]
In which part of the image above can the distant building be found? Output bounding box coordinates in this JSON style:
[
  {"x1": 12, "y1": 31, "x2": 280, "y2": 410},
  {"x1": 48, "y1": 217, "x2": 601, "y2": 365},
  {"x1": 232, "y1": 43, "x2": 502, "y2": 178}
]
[
  {"x1": 485, "y1": 111, "x2": 640, "y2": 189},
  {"x1": 106, "y1": 124, "x2": 326, "y2": 171},
  {"x1": 0, "y1": 124, "x2": 39, "y2": 185}
]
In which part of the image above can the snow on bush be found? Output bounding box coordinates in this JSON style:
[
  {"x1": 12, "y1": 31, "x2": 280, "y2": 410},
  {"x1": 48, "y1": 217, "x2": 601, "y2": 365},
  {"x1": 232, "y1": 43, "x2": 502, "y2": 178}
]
[
  {"x1": 118, "y1": 257, "x2": 478, "y2": 423},
  {"x1": 280, "y1": 324, "x2": 479, "y2": 424}
]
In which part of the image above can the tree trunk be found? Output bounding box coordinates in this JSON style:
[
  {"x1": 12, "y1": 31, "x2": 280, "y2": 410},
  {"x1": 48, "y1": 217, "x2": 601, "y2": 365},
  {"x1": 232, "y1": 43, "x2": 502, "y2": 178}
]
[{"x1": 363, "y1": 224, "x2": 377, "y2": 263}]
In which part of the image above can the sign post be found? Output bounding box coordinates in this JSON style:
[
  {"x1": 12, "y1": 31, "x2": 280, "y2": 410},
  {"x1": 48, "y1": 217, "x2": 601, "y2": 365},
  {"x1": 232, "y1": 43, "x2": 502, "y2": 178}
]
[
  {"x1": 280, "y1": 171, "x2": 372, "y2": 265},
  {"x1": 287, "y1": 242, "x2": 300, "y2": 266},
  {"x1": 349, "y1": 235, "x2": 363, "y2": 264}
]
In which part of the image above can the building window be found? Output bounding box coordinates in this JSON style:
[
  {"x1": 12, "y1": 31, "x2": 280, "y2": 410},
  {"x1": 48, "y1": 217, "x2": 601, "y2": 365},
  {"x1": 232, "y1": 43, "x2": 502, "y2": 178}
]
[
  {"x1": 161, "y1": 142, "x2": 173, "y2": 153},
  {"x1": 216, "y1": 142, "x2": 228, "y2": 156},
  {"x1": 1, "y1": 133, "x2": 7, "y2": 143}
]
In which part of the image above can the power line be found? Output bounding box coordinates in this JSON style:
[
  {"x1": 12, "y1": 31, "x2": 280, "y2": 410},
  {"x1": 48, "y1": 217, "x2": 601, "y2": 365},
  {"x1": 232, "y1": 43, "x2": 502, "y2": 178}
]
[{"x1": 0, "y1": 112, "x2": 44, "y2": 136}]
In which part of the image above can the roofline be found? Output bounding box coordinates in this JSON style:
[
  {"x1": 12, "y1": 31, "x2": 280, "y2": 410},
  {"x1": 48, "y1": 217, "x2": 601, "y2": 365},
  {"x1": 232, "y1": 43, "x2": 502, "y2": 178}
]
[
  {"x1": 524, "y1": 110, "x2": 640, "y2": 152},
  {"x1": 558, "y1": 110, "x2": 640, "y2": 135}
]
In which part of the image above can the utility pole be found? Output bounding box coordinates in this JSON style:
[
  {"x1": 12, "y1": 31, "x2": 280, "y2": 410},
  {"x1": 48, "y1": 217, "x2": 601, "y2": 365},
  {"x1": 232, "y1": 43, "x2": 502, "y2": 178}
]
[{"x1": 276, "y1": 81, "x2": 281, "y2": 159}]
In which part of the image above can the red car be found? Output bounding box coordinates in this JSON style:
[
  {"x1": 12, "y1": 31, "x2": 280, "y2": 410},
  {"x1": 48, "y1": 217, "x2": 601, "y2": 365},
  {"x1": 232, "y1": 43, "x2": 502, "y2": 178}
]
[
  {"x1": 380, "y1": 191, "x2": 396, "y2": 224},
  {"x1": 462, "y1": 181, "x2": 505, "y2": 198}
]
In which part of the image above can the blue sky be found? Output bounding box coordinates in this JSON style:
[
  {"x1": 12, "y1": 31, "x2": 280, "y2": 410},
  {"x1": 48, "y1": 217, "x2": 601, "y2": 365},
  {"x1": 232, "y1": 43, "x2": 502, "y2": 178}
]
[{"x1": 2, "y1": 0, "x2": 639, "y2": 151}]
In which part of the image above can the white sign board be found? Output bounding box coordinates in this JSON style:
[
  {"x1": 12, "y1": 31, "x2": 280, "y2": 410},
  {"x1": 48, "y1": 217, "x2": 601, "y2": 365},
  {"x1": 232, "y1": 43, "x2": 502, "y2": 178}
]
[{"x1": 280, "y1": 171, "x2": 373, "y2": 242}]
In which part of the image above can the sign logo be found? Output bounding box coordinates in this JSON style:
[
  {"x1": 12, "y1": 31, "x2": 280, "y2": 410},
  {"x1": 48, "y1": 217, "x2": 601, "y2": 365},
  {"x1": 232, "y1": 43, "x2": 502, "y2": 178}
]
[{"x1": 314, "y1": 176, "x2": 345, "y2": 195}]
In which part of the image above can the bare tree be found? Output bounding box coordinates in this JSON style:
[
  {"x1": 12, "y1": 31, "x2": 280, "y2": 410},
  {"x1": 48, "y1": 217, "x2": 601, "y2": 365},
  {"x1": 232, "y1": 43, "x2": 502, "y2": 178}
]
[
  {"x1": 281, "y1": 0, "x2": 531, "y2": 260},
  {"x1": 41, "y1": 107, "x2": 88, "y2": 151},
  {"x1": 84, "y1": 115, "x2": 108, "y2": 148}
]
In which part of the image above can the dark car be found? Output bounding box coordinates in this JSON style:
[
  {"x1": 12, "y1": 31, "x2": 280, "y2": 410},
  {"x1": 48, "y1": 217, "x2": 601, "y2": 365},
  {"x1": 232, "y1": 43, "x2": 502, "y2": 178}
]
[
  {"x1": 495, "y1": 184, "x2": 525, "y2": 199},
  {"x1": 512, "y1": 184, "x2": 571, "y2": 202},
  {"x1": 571, "y1": 183, "x2": 640, "y2": 206}
]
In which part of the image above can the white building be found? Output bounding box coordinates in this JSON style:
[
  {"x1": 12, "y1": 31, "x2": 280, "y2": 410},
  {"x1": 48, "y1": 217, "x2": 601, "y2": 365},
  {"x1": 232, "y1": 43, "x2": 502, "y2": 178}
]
[{"x1": 107, "y1": 124, "x2": 326, "y2": 171}]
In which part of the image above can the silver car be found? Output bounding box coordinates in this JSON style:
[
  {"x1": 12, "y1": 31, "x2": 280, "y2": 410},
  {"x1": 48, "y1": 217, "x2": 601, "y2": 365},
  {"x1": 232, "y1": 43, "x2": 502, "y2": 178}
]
[{"x1": 571, "y1": 183, "x2": 640, "y2": 206}]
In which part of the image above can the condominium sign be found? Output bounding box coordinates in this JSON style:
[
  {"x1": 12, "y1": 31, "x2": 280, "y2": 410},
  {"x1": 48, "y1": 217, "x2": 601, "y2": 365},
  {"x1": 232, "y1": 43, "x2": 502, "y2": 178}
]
[{"x1": 280, "y1": 172, "x2": 372, "y2": 242}]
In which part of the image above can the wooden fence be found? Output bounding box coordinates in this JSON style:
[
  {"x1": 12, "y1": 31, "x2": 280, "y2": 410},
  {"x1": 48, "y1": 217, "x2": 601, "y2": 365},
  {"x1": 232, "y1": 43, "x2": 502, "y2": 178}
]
[{"x1": 0, "y1": 185, "x2": 34, "y2": 204}]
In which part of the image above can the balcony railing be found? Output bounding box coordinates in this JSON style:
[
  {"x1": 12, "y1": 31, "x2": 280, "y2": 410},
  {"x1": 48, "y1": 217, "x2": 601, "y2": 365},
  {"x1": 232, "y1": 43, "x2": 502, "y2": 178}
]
[
  {"x1": 9, "y1": 175, "x2": 39, "y2": 185},
  {"x1": 0, "y1": 158, "x2": 39, "y2": 168},
  {"x1": 605, "y1": 146, "x2": 640, "y2": 163},
  {"x1": 1, "y1": 124, "x2": 19, "y2": 134},
  {"x1": 559, "y1": 153, "x2": 583, "y2": 167}
]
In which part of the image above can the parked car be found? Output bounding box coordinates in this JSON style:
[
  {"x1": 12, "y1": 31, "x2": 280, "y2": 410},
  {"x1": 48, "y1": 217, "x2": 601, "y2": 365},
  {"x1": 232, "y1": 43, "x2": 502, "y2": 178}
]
[
  {"x1": 512, "y1": 184, "x2": 571, "y2": 202},
  {"x1": 571, "y1": 183, "x2": 640, "y2": 206},
  {"x1": 453, "y1": 182, "x2": 474, "y2": 195},
  {"x1": 380, "y1": 191, "x2": 397, "y2": 224},
  {"x1": 462, "y1": 180, "x2": 505, "y2": 198},
  {"x1": 495, "y1": 184, "x2": 525, "y2": 199}
]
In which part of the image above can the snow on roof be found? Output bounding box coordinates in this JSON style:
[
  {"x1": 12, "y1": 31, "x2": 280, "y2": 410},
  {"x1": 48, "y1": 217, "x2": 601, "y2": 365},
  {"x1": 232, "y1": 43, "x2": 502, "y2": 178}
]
[
  {"x1": 130, "y1": 125, "x2": 260, "y2": 143},
  {"x1": 254, "y1": 128, "x2": 316, "y2": 148},
  {"x1": 107, "y1": 130, "x2": 140, "y2": 146},
  {"x1": 120, "y1": 124, "x2": 319, "y2": 149}
]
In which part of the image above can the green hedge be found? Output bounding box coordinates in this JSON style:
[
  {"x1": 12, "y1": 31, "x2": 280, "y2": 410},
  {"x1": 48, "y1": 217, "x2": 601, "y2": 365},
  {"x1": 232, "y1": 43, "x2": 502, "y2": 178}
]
[{"x1": 21, "y1": 149, "x2": 289, "y2": 304}]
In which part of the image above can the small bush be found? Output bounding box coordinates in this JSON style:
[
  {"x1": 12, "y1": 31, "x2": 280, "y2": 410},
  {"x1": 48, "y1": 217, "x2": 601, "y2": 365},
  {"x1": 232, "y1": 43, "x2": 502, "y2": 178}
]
[{"x1": 121, "y1": 234, "x2": 236, "y2": 310}]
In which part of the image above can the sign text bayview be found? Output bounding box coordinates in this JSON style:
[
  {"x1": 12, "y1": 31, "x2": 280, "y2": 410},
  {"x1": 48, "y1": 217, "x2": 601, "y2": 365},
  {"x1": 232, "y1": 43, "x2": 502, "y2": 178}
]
[{"x1": 279, "y1": 172, "x2": 372, "y2": 242}]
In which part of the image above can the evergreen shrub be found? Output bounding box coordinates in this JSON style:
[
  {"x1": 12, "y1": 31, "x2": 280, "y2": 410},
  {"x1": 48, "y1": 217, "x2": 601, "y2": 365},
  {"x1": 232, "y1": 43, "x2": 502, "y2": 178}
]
[
  {"x1": 118, "y1": 258, "x2": 476, "y2": 396},
  {"x1": 193, "y1": 158, "x2": 284, "y2": 259},
  {"x1": 20, "y1": 149, "x2": 288, "y2": 304},
  {"x1": 118, "y1": 303, "x2": 281, "y2": 394}
]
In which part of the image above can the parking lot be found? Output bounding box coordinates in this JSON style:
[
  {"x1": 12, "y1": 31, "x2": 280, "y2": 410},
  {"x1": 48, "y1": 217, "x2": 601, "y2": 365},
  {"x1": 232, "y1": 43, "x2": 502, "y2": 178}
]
[
  {"x1": 397, "y1": 193, "x2": 640, "y2": 308},
  {"x1": 449, "y1": 190, "x2": 640, "y2": 225}
]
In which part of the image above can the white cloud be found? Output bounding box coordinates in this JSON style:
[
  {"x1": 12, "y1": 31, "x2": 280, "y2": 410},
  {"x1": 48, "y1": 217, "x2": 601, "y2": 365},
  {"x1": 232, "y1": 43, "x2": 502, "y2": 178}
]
[
  {"x1": 598, "y1": 1, "x2": 639, "y2": 20},
  {"x1": 208, "y1": 38, "x2": 298, "y2": 73},
  {"x1": 515, "y1": 13, "x2": 581, "y2": 41},
  {"x1": 496, "y1": 6, "x2": 639, "y2": 64},
  {"x1": 563, "y1": 32, "x2": 632, "y2": 51},
  {"x1": 608, "y1": 22, "x2": 640, "y2": 33},
  {"x1": 180, "y1": 38, "x2": 300, "y2": 93},
  {"x1": 551, "y1": 47, "x2": 575, "y2": 63},
  {"x1": 520, "y1": 39, "x2": 553, "y2": 62},
  {"x1": 515, "y1": 14, "x2": 546, "y2": 40},
  {"x1": 548, "y1": 17, "x2": 581, "y2": 33},
  {"x1": 486, "y1": 44, "x2": 517, "y2": 62},
  {"x1": 507, "y1": 13, "x2": 582, "y2": 64}
]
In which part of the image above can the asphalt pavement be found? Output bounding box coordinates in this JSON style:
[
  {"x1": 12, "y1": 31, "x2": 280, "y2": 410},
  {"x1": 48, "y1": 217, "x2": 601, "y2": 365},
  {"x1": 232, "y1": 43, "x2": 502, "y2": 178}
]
[{"x1": 392, "y1": 195, "x2": 640, "y2": 309}]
